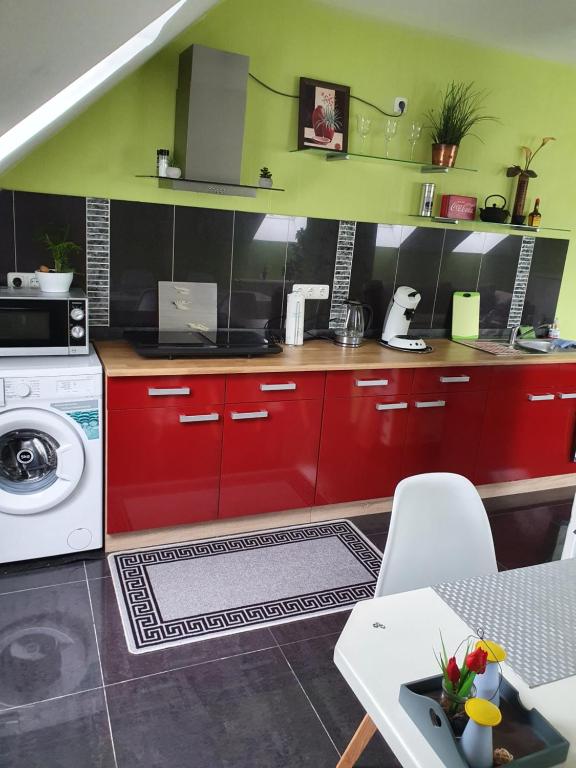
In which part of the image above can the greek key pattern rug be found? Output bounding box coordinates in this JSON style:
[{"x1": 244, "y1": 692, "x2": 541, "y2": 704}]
[
  {"x1": 434, "y1": 558, "x2": 576, "y2": 688},
  {"x1": 109, "y1": 520, "x2": 382, "y2": 654}
]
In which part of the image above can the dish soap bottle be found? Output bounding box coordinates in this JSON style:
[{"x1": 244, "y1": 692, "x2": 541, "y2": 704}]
[
  {"x1": 548, "y1": 317, "x2": 560, "y2": 340},
  {"x1": 528, "y1": 198, "x2": 542, "y2": 227}
]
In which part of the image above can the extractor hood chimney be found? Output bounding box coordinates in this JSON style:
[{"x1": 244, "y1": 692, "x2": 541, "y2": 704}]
[{"x1": 169, "y1": 44, "x2": 254, "y2": 196}]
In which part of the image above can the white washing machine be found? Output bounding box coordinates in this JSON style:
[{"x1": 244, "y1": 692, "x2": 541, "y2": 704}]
[{"x1": 0, "y1": 346, "x2": 103, "y2": 563}]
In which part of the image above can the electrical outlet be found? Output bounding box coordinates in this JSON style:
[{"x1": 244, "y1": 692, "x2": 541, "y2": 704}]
[
  {"x1": 7, "y1": 272, "x2": 40, "y2": 289},
  {"x1": 292, "y1": 283, "x2": 329, "y2": 300},
  {"x1": 394, "y1": 96, "x2": 408, "y2": 114}
]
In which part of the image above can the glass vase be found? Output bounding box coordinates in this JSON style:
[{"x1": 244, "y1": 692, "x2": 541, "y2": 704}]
[
  {"x1": 512, "y1": 173, "x2": 529, "y2": 225},
  {"x1": 440, "y1": 681, "x2": 476, "y2": 736}
]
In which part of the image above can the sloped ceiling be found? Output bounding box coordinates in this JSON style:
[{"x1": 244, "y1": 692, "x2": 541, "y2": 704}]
[
  {"x1": 320, "y1": 0, "x2": 576, "y2": 65},
  {"x1": 0, "y1": 0, "x2": 220, "y2": 172}
]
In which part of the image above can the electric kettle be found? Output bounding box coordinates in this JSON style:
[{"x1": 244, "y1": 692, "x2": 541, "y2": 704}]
[{"x1": 334, "y1": 300, "x2": 372, "y2": 347}]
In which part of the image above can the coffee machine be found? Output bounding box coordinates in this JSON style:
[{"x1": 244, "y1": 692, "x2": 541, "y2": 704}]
[{"x1": 380, "y1": 286, "x2": 431, "y2": 352}]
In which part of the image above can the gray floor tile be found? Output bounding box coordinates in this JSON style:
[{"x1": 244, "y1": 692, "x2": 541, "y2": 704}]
[
  {"x1": 281, "y1": 633, "x2": 401, "y2": 767},
  {"x1": 107, "y1": 647, "x2": 340, "y2": 767},
  {"x1": 0, "y1": 689, "x2": 115, "y2": 767},
  {"x1": 0, "y1": 581, "x2": 102, "y2": 708}
]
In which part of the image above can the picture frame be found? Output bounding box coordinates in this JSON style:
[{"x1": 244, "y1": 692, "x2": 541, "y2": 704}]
[{"x1": 298, "y1": 78, "x2": 350, "y2": 153}]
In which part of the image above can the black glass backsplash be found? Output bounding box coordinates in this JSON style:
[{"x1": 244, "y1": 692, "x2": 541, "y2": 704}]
[{"x1": 0, "y1": 190, "x2": 568, "y2": 336}]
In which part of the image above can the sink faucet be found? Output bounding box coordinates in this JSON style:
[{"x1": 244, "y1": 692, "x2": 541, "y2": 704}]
[{"x1": 508, "y1": 325, "x2": 522, "y2": 347}]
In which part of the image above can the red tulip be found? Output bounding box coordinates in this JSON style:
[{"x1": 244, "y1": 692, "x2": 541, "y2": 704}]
[
  {"x1": 446, "y1": 656, "x2": 460, "y2": 685},
  {"x1": 466, "y1": 647, "x2": 488, "y2": 675}
]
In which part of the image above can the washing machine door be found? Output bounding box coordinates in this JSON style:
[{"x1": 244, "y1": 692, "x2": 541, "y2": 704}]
[{"x1": 0, "y1": 408, "x2": 85, "y2": 515}]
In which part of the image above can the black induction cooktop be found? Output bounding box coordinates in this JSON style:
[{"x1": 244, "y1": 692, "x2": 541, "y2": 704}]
[{"x1": 125, "y1": 329, "x2": 283, "y2": 359}]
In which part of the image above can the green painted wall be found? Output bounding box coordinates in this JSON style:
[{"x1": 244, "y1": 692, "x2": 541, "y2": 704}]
[{"x1": 1, "y1": 0, "x2": 575, "y2": 332}]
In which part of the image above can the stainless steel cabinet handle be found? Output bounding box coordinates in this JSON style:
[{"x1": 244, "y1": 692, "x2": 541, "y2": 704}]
[
  {"x1": 231, "y1": 410, "x2": 269, "y2": 421},
  {"x1": 259, "y1": 382, "x2": 296, "y2": 391},
  {"x1": 527, "y1": 394, "x2": 555, "y2": 401},
  {"x1": 439, "y1": 375, "x2": 470, "y2": 383},
  {"x1": 558, "y1": 393, "x2": 576, "y2": 400},
  {"x1": 375, "y1": 402, "x2": 408, "y2": 411},
  {"x1": 415, "y1": 400, "x2": 446, "y2": 409},
  {"x1": 179, "y1": 413, "x2": 219, "y2": 423},
  {"x1": 148, "y1": 387, "x2": 190, "y2": 397},
  {"x1": 355, "y1": 379, "x2": 389, "y2": 387}
]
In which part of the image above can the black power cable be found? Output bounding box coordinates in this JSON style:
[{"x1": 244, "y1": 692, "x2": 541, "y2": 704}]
[{"x1": 249, "y1": 73, "x2": 405, "y2": 117}]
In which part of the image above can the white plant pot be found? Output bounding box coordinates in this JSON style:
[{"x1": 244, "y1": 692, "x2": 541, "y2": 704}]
[
  {"x1": 259, "y1": 178, "x2": 273, "y2": 188},
  {"x1": 35, "y1": 271, "x2": 74, "y2": 293}
]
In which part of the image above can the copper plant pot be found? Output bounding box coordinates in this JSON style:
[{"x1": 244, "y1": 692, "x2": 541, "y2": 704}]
[{"x1": 431, "y1": 143, "x2": 459, "y2": 168}]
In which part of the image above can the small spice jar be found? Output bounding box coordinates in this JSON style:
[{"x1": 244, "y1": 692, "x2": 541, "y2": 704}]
[{"x1": 156, "y1": 149, "x2": 170, "y2": 177}]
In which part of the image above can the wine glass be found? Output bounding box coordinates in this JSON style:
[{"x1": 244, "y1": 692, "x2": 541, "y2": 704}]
[
  {"x1": 408, "y1": 121, "x2": 422, "y2": 160},
  {"x1": 356, "y1": 115, "x2": 372, "y2": 153},
  {"x1": 384, "y1": 119, "x2": 397, "y2": 158}
]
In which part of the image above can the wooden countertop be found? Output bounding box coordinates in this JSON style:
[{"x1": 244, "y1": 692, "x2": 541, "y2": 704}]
[{"x1": 95, "y1": 339, "x2": 576, "y2": 377}]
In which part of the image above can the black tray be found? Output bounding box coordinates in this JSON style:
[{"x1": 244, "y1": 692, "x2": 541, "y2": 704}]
[{"x1": 399, "y1": 674, "x2": 569, "y2": 767}]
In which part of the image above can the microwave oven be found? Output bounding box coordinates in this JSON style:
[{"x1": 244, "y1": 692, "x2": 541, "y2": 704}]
[{"x1": 0, "y1": 287, "x2": 89, "y2": 356}]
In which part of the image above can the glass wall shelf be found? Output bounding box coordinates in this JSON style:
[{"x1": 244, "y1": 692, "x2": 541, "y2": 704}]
[
  {"x1": 409, "y1": 214, "x2": 571, "y2": 233},
  {"x1": 290, "y1": 148, "x2": 477, "y2": 173},
  {"x1": 136, "y1": 175, "x2": 285, "y2": 198}
]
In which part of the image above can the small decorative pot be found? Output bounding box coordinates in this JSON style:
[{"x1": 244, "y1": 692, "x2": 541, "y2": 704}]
[
  {"x1": 461, "y1": 698, "x2": 502, "y2": 768},
  {"x1": 474, "y1": 640, "x2": 506, "y2": 706},
  {"x1": 440, "y1": 681, "x2": 476, "y2": 736},
  {"x1": 259, "y1": 178, "x2": 273, "y2": 188},
  {"x1": 431, "y1": 143, "x2": 459, "y2": 167},
  {"x1": 35, "y1": 271, "x2": 74, "y2": 293}
]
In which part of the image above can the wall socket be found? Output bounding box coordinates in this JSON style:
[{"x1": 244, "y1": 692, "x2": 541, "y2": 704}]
[
  {"x1": 7, "y1": 272, "x2": 40, "y2": 289},
  {"x1": 292, "y1": 283, "x2": 329, "y2": 300},
  {"x1": 394, "y1": 96, "x2": 408, "y2": 114}
]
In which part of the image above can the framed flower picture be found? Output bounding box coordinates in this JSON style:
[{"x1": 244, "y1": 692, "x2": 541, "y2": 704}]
[{"x1": 298, "y1": 78, "x2": 350, "y2": 153}]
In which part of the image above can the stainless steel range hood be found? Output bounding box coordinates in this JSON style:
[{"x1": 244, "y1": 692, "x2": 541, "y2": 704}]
[{"x1": 167, "y1": 44, "x2": 255, "y2": 197}]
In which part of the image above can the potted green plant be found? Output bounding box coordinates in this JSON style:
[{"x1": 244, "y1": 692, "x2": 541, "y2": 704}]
[
  {"x1": 259, "y1": 167, "x2": 273, "y2": 188},
  {"x1": 425, "y1": 81, "x2": 496, "y2": 167},
  {"x1": 36, "y1": 227, "x2": 81, "y2": 293}
]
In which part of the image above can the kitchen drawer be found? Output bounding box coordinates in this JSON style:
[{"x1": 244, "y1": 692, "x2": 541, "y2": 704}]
[
  {"x1": 490, "y1": 364, "x2": 568, "y2": 391},
  {"x1": 412, "y1": 366, "x2": 492, "y2": 394},
  {"x1": 325, "y1": 369, "x2": 413, "y2": 398},
  {"x1": 107, "y1": 375, "x2": 226, "y2": 410},
  {"x1": 225, "y1": 372, "x2": 325, "y2": 403}
]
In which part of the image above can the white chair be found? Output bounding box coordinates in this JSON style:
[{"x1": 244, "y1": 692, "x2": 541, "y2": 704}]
[
  {"x1": 337, "y1": 473, "x2": 498, "y2": 768},
  {"x1": 374, "y1": 472, "x2": 498, "y2": 597},
  {"x1": 561, "y1": 494, "x2": 576, "y2": 559}
]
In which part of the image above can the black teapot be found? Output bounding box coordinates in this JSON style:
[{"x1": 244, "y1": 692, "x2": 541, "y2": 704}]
[{"x1": 479, "y1": 194, "x2": 510, "y2": 224}]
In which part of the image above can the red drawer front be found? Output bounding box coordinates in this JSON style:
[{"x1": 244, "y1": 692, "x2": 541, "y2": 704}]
[
  {"x1": 316, "y1": 395, "x2": 409, "y2": 505},
  {"x1": 107, "y1": 405, "x2": 223, "y2": 533},
  {"x1": 325, "y1": 369, "x2": 413, "y2": 398},
  {"x1": 219, "y1": 399, "x2": 323, "y2": 518},
  {"x1": 108, "y1": 375, "x2": 225, "y2": 410},
  {"x1": 225, "y1": 372, "x2": 325, "y2": 403},
  {"x1": 412, "y1": 366, "x2": 492, "y2": 394},
  {"x1": 489, "y1": 364, "x2": 570, "y2": 391}
]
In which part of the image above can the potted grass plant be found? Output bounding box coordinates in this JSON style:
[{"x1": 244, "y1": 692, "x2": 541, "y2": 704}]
[
  {"x1": 425, "y1": 81, "x2": 496, "y2": 167},
  {"x1": 36, "y1": 227, "x2": 81, "y2": 293}
]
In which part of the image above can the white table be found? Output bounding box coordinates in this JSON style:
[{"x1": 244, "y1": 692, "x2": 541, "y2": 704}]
[{"x1": 334, "y1": 587, "x2": 575, "y2": 767}]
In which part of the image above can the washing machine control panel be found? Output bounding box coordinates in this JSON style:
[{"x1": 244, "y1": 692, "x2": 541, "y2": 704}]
[{"x1": 1, "y1": 374, "x2": 102, "y2": 402}]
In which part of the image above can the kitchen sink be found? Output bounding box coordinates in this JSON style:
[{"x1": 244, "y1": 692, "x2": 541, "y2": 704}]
[
  {"x1": 456, "y1": 338, "x2": 575, "y2": 356},
  {"x1": 515, "y1": 339, "x2": 556, "y2": 354}
]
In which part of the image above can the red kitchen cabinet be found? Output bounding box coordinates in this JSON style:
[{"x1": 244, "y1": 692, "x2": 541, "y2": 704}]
[
  {"x1": 316, "y1": 394, "x2": 409, "y2": 505},
  {"x1": 403, "y1": 391, "x2": 488, "y2": 480},
  {"x1": 476, "y1": 364, "x2": 576, "y2": 484},
  {"x1": 476, "y1": 388, "x2": 565, "y2": 484},
  {"x1": 107, "y1": 405, "x2": 223, "y2": 533},
  {"x1": 219, "y1": 399, "x2": 323, "y2": 518}
]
